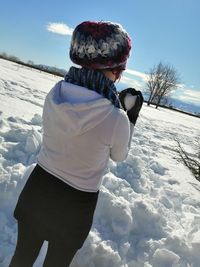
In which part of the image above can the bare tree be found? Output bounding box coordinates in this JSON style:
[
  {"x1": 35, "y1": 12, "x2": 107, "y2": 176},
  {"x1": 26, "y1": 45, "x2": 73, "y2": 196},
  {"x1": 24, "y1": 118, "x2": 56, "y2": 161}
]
[
  {"x1": 146, "y1": 62, "x2": 180, "y2": 108},
  {"x1": 175, "y1": 138, "x2": 200, "y2": 181}
]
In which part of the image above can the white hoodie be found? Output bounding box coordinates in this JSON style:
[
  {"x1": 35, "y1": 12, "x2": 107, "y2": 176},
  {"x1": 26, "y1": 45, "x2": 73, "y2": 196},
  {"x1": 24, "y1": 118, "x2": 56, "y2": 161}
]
[{"x1": 37, "y1": 81, "x2": 133, "y2": 192}]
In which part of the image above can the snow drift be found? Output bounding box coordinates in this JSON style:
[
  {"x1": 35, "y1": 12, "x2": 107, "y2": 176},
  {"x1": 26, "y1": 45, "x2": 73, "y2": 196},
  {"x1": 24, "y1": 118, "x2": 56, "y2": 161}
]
[{"x1": 0, "y1": 59, "x2": 200, "y2": 267}]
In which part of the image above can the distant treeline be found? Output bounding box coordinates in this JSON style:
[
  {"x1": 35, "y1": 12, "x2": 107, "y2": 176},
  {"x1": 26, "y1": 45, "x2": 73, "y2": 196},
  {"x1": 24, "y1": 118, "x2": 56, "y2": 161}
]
[{"x1": 0, "y1": 52, "x2": 66, "y2": 77}]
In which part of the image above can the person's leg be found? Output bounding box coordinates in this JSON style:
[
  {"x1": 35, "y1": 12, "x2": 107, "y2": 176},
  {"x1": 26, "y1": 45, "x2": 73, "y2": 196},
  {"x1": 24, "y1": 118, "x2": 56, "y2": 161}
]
[
  {"x1": 9, "y1": 220, "x2": 44, "y2": 267},
  {"x1": 43, "y1": 239, "x2": 78, "y2": 267}
]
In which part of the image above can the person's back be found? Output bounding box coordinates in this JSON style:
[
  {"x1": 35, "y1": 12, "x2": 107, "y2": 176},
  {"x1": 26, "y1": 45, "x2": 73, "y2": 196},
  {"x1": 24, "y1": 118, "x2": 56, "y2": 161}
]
[{"x1": 38, "y1": 79, "x2": 130, "y2": 191}]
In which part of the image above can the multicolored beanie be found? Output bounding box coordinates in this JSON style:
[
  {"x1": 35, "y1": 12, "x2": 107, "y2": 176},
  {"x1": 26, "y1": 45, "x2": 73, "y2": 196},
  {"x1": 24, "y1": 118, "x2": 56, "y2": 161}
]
[{"x1": 69, "y1": 21, "x2": 131, "y2": 69}]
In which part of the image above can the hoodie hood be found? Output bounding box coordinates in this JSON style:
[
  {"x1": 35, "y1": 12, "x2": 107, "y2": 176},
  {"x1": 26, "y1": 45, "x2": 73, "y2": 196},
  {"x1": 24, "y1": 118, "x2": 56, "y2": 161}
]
[{"x1": 44, "y1": 81, "x2": 115, "y2": 136}]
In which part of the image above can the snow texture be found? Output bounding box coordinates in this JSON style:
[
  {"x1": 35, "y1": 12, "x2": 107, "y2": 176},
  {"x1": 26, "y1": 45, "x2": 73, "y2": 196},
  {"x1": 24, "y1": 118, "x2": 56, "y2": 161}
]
[{"x1": 0, "y1": 58, "x2": 200, "y2": 267}]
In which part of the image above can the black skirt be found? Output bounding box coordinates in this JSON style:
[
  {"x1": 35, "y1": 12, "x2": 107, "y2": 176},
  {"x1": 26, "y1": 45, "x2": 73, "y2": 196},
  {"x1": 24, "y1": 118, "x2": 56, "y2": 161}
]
[{"x1": 14, "y1": 164, "x2": 99, "y2": 248}]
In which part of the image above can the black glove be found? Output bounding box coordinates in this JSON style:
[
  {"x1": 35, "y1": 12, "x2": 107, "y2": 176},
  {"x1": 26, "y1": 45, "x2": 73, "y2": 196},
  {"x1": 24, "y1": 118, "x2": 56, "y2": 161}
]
[{"x1": 119, "y1": 88, "x2": 144, "y2": 125}]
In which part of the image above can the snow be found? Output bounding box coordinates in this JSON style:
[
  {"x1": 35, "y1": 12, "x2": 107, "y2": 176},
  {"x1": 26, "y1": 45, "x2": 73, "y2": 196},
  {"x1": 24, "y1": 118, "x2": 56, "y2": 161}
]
[
  {"x1": 124, "y1": 94, "x2": 137, "y2": 110},
  {"x1": 0, "y1": 58, "x2": 200, "y2": 267}
]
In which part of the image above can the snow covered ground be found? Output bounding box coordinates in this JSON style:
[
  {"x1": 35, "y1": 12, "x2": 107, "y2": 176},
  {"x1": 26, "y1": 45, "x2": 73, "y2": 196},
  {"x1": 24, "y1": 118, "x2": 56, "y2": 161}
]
[{"x1": 0, "y1": 58, "x2": 200, "y2": 267}]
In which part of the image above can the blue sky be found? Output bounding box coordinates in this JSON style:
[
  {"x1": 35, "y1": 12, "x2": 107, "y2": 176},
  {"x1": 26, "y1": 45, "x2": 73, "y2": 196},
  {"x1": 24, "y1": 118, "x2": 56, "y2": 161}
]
[{"x1": 0, "y1": 0, "x2": 200, "y2": 106}]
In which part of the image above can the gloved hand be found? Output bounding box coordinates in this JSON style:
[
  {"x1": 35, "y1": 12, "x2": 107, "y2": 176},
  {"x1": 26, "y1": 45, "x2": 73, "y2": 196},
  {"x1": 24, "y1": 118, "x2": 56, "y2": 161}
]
[{"x1": 119, "y1": 88, "x2": 144, "y2": 125}]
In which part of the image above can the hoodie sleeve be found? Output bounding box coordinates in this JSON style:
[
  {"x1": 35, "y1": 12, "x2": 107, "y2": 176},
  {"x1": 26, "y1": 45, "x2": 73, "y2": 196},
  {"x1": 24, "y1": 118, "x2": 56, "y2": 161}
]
[{"x1": 110, "y1": 111, "x2": 134, "y2": 162}]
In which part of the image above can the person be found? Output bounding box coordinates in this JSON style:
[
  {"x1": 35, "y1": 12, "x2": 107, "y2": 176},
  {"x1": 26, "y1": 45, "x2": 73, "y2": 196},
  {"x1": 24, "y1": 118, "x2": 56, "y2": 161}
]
[{"x1": 9, "y1": 21, "x2": 143, "y2": 267}]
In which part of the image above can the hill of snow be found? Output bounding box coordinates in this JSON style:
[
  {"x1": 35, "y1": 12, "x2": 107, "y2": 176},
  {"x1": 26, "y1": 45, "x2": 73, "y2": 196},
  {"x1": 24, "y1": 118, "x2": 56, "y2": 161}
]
[{"x1": 0, "y1": 58, "x2": 200, "y2": 267}]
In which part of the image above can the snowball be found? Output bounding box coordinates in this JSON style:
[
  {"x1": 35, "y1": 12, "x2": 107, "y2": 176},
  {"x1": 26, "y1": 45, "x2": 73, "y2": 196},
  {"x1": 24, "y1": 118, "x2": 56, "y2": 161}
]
[{"x1": 124, "y1": 94, "x2": 137, "y2": 111}]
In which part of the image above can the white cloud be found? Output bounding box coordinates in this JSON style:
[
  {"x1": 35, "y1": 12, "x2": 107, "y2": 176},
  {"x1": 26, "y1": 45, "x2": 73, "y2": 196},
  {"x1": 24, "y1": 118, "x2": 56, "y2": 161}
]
[
  {"x1": 177, "y1": 83, "x2": 185, "y2": 89},
  {"x1": 120, "y1": 75, "x2": 143, "y2": 89},
  {"x1": 47, "y1": 23, "x2": 74, "y2": 36},
  {"x1": 179, "y1": 90, "x2": 200, "y2": 104},
  {"x1": 173, "y1": 86, "x2": 200, "y2": 105},
  {"x1": 124, "y1": 69, "x2": 149, "y2": 82}
]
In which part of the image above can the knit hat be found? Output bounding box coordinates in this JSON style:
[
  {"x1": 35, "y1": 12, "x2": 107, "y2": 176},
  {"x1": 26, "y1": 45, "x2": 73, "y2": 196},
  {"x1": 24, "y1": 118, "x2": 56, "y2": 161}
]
[{"x1": 69, "y1": 21, "x2": 131, "y2": 69}]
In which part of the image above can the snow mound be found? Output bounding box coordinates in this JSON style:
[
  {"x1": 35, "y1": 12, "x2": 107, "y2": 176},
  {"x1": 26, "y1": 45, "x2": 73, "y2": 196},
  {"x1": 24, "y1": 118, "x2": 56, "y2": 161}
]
[{"x1": 1, "y1": 59, "x2": 200, "y2": 267}]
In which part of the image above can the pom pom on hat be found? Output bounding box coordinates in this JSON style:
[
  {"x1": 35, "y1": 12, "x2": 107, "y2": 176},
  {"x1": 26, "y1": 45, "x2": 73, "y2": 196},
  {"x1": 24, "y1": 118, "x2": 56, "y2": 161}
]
[{"x1": 70, "y1": 21, "x2": 131, "y2": 69}]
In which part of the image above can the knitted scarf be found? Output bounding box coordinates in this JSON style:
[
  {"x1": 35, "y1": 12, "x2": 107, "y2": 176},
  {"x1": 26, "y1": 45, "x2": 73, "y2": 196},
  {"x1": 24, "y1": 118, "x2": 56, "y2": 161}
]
[{"x1": 64, "y1": 66, "x2": 120, "y2": 108}]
